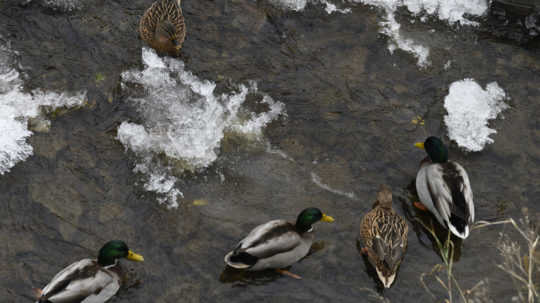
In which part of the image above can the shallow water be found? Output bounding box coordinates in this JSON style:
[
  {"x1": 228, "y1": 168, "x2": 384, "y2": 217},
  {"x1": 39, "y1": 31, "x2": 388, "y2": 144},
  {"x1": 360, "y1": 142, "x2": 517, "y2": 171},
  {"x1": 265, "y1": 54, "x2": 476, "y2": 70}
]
[{"x1": 0, "y1": 0, "x2": 539, "y2": 302}]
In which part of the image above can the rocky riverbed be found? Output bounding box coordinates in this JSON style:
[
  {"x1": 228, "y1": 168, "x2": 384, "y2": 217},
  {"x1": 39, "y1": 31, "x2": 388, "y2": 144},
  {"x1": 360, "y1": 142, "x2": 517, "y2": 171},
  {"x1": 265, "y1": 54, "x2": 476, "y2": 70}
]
[{"x1": 0, "y1": 0, "x2": 538, "y2": 302}]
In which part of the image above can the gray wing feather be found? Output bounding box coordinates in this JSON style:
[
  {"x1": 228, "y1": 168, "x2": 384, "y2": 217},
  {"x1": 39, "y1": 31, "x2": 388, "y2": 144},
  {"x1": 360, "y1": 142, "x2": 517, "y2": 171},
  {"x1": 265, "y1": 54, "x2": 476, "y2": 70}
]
[
  {"x1": 417, "y1": 164, "x2": 451, "y2": 226},
  {"x1": 238, "y1": 220, "x2": 301, "y2": 258},
  {"x1": 41, "y1": 259, "x2": 95, "y2": 296},
  {"x1": 81, "y1": 271, "x2": 120, "y2": 303},
  {"x1": 48, "y1": 269, "x2": 118, "y2": 302}
]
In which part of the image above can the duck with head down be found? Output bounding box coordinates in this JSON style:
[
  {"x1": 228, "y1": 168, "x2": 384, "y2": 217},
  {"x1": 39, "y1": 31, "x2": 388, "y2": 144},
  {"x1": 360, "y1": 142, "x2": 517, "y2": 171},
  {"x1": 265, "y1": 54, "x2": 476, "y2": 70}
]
[
  {"x1": 358, "y1": 185, "x2": 408, "y2": 288},
  {"x1": 140, "y1": 0, "x2": 186, "y2": 56},
  {"x1": 35, "y1": 240, "x2": 144, "y2": 303}
]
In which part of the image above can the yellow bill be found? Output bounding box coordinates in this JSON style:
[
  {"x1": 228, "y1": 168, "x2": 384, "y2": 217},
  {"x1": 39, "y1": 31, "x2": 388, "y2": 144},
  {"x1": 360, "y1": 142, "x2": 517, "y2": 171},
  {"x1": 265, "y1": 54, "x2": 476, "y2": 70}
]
[
  {"x1": 321, "y1": 213, "x2": 335, "y2": 223},
  {"x1": 127, "y1": 250, "x2": 144, "y2": 262},
  {"x1": 414, "y1": 142, "x2": 425, "y2": 149}
]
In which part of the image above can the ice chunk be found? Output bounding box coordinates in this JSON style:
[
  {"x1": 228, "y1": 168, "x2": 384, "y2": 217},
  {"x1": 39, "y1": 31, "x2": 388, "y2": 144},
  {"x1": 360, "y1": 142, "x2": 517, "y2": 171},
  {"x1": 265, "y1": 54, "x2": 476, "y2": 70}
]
[
  {"x1": 354, "y1": 0, "x2": 488, "y2": 25},
  {"x1": 402, "y1": 0, "x2": 488, "y2": 25},
  {"x1": 320, "y1": 0, "x2": 351, "y2": 14},
  {"x1": 117, "y1": 48, "x2": 285, "y2": 207},
  {"x1": 269, "y1": 0, "x2": 308, "y2": 11},
  {"x1": 0, "y1": 40, "x2": 86, "y2": 175},
  {"x1": 269, "y1": 0, "x2": 350, "y2": 14},
  {"x1": 444, "y1": 79, "x2": 509, "y2": 152},
  {"x1": 40, "y1": 0, "x2": 83, "y2": 11}
]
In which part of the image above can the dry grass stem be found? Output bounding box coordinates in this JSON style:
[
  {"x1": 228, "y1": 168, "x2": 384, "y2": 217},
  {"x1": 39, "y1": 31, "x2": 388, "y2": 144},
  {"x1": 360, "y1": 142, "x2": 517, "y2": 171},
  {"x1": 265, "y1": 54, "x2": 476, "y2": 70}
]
[{"x1": 416, "y1": 208, "x2": 538, "y2": 303}]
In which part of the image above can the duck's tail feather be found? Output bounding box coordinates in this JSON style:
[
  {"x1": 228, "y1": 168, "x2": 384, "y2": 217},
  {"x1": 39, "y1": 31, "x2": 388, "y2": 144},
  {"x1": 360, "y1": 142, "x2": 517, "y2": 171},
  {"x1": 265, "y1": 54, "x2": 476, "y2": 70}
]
[
  {"x1": 448, "y1": 218, "x2": 469, "y2": 239},
  {"x1": 224, "y1": 251, "x2": 257, "y2": 269}
]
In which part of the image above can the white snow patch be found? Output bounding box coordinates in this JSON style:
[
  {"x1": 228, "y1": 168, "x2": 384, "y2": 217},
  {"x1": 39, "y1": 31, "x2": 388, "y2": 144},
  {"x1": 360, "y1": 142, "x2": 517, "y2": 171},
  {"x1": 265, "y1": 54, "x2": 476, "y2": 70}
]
[
  {"x1": 0, "y1": 40, "x2": 86, "y2": 175},
  {"x1": 444, "y1": 79, "x2": 509, "y2": 152},
  {"x1": 117, "y1": 48, "x2": 285, "y2": 208},
  {"x1": 311, "y1": 172, "x2": 357, "y2": 200}
]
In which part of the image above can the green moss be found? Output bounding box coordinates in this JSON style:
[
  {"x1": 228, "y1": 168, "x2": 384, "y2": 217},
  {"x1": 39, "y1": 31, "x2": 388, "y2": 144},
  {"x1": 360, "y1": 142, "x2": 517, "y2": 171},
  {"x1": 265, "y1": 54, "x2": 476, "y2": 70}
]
[{"x1": 95, "y1": 73, "x2": 106, "y2": 83}]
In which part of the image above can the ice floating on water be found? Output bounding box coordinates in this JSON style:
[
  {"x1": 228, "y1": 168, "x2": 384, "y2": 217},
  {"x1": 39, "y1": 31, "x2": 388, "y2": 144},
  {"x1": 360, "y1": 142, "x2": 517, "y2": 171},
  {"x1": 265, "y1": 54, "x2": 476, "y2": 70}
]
[
  {"x1": 117, "y1": 48, "x2": 285, "y2": 208},
  {"x1": 381, "y1": 8, "x2": 431, "y2": 67},
  {"x1": 321, "y1": 0, "x2": 351, "y2": 14},
  {"x1": 269, "y1": 0, "x2": 350, "y2": 14},
  {"x1": 352, "y1": 0, "x2": 431, "y2": 67},
  {"x1": 311, "y1": 172, "x2": 357, "y2": 200},
  {"x1": 269, "y1": 0, "x2": 308, "y2": 11},
  {"x1": 119, "y1": 48, "x2": 284, "y2": 169},
  {"x1": 0, "y1": 40, "x2": 86, "y2": 175},
  {"x1": 269, "y1": 0, "x2": 488, "y2": 66},
  {"x1": 401, "y1": 0, "x2": 488, "y2": 26},
  {"x1": 351, "y1": 0, "x2": 489, "y2": 67},
  {"x1": 353, "y1": 0, "x2": 488, "y2": 25},
  {"x1": 23, "y1": 0, "x2": 83, "y2": 11},
  {"x1": 444, "y1": 79, "x2": 509, "y2": 152}
]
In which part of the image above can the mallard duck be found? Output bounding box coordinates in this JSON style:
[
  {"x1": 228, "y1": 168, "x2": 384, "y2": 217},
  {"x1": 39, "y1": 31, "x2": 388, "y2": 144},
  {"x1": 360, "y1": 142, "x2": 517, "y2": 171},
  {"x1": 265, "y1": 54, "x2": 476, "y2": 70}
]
[
  {"x1": 139, "y1": 0, "x2": 186, "y2": 56},
  {"x1": 224, "y1": 207, "x2": 334, "y2": 279},
  {"x1": 35, "y1": 240, "x2": 144, "y2": 303},
  {"x1": 358, "y1": 185, "x2": 408, "y2": 288},
  {"x1": 414, "y1": 136, "x2": 475, "y2": 239}
]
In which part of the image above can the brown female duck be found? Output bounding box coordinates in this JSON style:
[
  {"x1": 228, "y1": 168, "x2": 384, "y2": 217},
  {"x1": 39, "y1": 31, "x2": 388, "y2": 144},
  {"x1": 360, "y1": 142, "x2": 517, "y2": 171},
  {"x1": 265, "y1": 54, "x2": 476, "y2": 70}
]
[
  {"x1": 358, "y1": 185, "x2": 408, "y2": 288},
  {"x1": 139, "y1": 0, "x2": 186, "y2": 56}
]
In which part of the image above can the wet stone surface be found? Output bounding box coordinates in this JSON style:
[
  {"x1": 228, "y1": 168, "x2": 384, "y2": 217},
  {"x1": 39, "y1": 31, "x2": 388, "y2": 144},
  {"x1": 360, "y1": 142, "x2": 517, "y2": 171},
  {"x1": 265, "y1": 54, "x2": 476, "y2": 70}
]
[{"x1": 0, "y1": 0, "x2": 539, "y2": 302}]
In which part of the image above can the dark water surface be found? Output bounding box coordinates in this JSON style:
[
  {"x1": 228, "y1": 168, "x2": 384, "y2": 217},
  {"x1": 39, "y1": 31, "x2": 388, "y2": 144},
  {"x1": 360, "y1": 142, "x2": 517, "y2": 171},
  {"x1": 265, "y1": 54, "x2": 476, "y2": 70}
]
[{"x1": 0, "y1": 0, "x2": 539, "y2": 302}]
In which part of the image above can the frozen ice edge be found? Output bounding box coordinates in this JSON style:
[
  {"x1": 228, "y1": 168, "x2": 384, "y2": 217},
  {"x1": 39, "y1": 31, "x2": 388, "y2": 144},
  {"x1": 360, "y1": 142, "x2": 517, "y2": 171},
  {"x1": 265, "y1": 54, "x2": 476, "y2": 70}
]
[
  {"x1": 270, "y1": 0, "x2": 351, "y2": 14},
  {"x1": 117, "y1": 48, "x2": 286, "y2": 208},
  {"x1": 444, "y1": 79, "x2": 509, "y2": 152},
  {"x1": 0, "y1": 40, "x2": 86, "y2": 175},
  {"x1": 272, "y1": 0, "x2": 489, "y2": 67},
  {"x1": 351, "y1": 0, "x2": 489, "y2": 68}
]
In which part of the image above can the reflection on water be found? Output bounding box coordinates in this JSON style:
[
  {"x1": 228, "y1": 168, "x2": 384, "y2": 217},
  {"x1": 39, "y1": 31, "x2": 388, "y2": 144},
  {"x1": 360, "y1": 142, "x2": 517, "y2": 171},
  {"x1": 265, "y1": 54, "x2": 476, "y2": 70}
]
[
  {"x1": 411, "y1": 214, "x2": 464, "y2": 263},
  {"x1": 219, "y1": 240, "x2": 327, "y2": 285},
  {"x1": 220, "y1": 266, "x2": 283, "y2": 285},
  {"x1": 404, "y1": 179, "x2": 463, "y2": 262}
]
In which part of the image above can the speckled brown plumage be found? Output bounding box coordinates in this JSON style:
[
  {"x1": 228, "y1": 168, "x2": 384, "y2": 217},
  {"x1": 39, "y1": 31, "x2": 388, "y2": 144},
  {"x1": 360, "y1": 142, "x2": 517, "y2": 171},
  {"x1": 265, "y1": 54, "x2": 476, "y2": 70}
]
[
  {"x1": 358, "y1": 185, "x2": 408, "y2": 288},
  {"x1": 139, "y1": 0, "x2": 186, "y2": 56}
]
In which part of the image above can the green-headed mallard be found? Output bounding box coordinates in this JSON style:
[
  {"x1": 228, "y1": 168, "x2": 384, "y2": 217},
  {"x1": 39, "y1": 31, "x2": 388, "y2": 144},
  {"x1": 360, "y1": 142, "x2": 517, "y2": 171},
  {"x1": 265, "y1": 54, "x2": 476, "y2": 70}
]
[
  {"x1": 139, "y1": 0, "x2": 186, "y2": 56},
  {"x1": 414, "y1": 136, "x2": 475, "y2": 239},
  {"x1": 224, "y1": 207, "x2": 334, "y2": 279},
  {"x1": 36, "y1": 240, "x2": 144, "y2": 303},
  {"x1": 358, "y1": 185, "x2": 408, "y2": 288}
]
